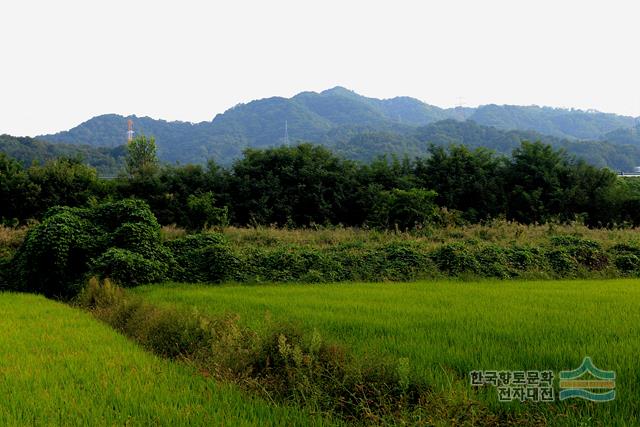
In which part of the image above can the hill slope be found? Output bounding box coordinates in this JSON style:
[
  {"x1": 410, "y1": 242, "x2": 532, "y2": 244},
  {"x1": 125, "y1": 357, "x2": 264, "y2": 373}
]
[
  {"x1": 0, "y1": 134, "x2": 124, "y2": 175},
  {"x1": 36, "y1": 87, "x2": 640, "y2": 168}
]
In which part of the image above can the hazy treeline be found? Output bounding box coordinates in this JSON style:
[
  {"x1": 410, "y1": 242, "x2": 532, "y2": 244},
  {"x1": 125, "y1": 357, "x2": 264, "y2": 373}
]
[{"x1": 2, "y1": 140, "x2": 640, "y2": 229}]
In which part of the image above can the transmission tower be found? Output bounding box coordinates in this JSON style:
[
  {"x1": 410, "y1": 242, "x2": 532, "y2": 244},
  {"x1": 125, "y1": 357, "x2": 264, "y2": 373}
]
[
  {"x1": 283, "y1": 120, "x2": 290, "y2": 146},
  {"x1": 127, "y1": 119, "x2": 134, "y2": 142}
]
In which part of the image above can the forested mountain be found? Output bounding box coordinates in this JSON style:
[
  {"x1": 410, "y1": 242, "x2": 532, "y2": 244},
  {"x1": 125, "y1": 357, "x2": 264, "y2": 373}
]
[
  {"x1": 327, "y1": 120, "x2": 640, "y2": 171},
  {"x1": 602, "y1": 124, "x2": 640, "y2": 146},
  {"x1": 467, "y1": 104, "x2": 636, "y2": 140},
  {"x1": 0, "y1": 134, "x2": 124, "y2": 175},
  {"x1": 33, "y1": 87, "x2": 640, "y2": 169}
]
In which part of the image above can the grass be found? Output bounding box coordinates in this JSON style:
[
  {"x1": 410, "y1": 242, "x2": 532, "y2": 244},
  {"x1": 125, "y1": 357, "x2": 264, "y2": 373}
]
[
  {"x1": 0, "y1": 225, "x2": 28, "y2": 259},
  {"x1": 212, "y1": 221, "x2": 640, "y2": 250},
  {"x1": 0, "y1": 292, "x2": 334, "y2": 426},
  {"x1": 133, "y1": 279, "x2": 640, "y2": 426}
]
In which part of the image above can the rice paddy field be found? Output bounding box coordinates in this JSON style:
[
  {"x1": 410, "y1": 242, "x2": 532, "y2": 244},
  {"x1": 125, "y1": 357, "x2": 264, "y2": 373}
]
[
  {"x1": 133, "y1": 279, "x2": 640, "y2": 426},
  {"x1": 0, "y1": 293, "x2": 333, "y2": 426}
]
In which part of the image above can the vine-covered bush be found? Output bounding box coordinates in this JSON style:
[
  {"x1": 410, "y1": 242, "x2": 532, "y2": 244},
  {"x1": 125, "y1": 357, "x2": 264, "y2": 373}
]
[
  {"x1": 91, "y1": 248, "x2": 168, "y2": 287},
  {"x1": 9, "y1": 199, "x2": 172, "y2": 298},
  {"x1": 165, "y1": 233, "x2": 238, "y2": 282},
  {"x1": 10, "y1": 209, "x2": 104, "y2": 298},
  {"x1": 430, "y1": 242, "x2": 481, "y2": 276}
]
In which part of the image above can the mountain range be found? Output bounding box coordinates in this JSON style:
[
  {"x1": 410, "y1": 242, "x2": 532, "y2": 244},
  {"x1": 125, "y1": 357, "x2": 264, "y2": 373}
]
[{"x1": 7, "y1": 87, "x2": 640, "y2": 171}]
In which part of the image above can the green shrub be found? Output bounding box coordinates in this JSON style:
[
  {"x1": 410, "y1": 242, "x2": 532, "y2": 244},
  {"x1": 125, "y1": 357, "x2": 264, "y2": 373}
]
[
  {"x1": 10, "y1": 199, "x2": 172, "y2": 297},
  {"x1": 138, "y1": 308, "x2": 209, "y2": 358},
  {"x1": 549, "y1": 235, "x2": 609, "y2": 271},
  {"x1": 92, "y1": 198, "x2": 159, "y2": 230},
  {"x1": 193, "y1": 245, "x2": 240, "y2": 283},
  {"x1": 110, "y1": 222, "x2": 162, "y2": 259},
  {"x1": 186, "y1": 191, "x2": 229, "y2": 230},
  {"x1": 380, "y1": 242, "x2": 430, "y2": 280},
  {"x1": 546, "y1": 248, "x2": 578, "y2": 276},
  {"x1": 475, "y1": 245, "x2": 512, "y2": 278},
  {"x1": 10, "y1": 209, "x2": 104, "y2": 298},
  {"x1": 506, "y1": 246, "x2": 547, "y2": 272},
  {"x1": 166, "y1": 233, "x2": 238, "y2": 282},
  {"x1": 91, "y1": 248, "x2": 168, "y2": 287},
  {"x1": 247, "y1": 247, "x2": 315, "y2": 282},
  {"x1": 609, "y1": 243, "x2": 640, "y2": 257},
  {"x1": 430, "y1": 243, "x2": 480, "y2": 276},
  {"x1": 367, "y1": 188, "x2": 439, "y2": 230},
  {"x1": 0, "y1": 257, "x2": 10, "y2": 290},
  {"x1": 614, "y1": 253, "x2": 640, "y2": 275}
]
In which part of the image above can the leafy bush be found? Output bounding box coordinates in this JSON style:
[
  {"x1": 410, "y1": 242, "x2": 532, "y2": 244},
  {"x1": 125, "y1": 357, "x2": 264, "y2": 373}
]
[
  {"x1": 10, "y1": 209, "x2": 104, "y2": 297},
  {"x1": 546, "y1": 248, "x2": 578, "y2": 276},
  {"x1": 166, "y1": 233, "x2": 238, "y2": 282},
  {"x1": 549, "y1": 235, "x2": 609, "y2": 271},
  {"x1": 379, "y1": 242, "x2": 431, "y2": 280},
  {"x1": 91, "y1": 248, "x2": 168, "y2": 287},
  {"x1": 0, "y1": 257, "x2": 11, "y2": 290},
  {"x1": 614, "y1": 254, "x2": 640, "y2": 275},
  {"x1": 367, "y1": 188, "x2": 439, "y2": 230},
  {"x1": 186, "y1": 191, "x2": 229, "y2": 230},
  {"x1": 475, "y1": 245, "x2": 512, "y2": 278},
  {"x1": 10, "y1": 199, "x2": 171, "y2": 297},
  {"x1": 609, "y1": 243, "x2": 640, "y2": 258},
  {"x1": 92, "y1": 198, "x2": 160, "y2": 230},
  {"x1": 430, "y1": 243, "x2": 480, "y2": 276},
  {"x1": 507, "y1": 246, "x2": 547, "y2": 272}
]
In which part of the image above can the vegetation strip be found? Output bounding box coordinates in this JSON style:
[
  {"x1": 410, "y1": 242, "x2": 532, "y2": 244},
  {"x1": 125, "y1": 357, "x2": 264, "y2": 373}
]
[
  {"x1": 77, "y1": 278, "x2": 545, "y2": 425},
  {"x1": 5, "y1": 198, "x2": 640, "y2": 300},
  {"x1": 0, "y1": 293, "x2": 326, "y2": 426},
  {"x1": 134, "y1": 279, "x2": 640, "y2": 426}
]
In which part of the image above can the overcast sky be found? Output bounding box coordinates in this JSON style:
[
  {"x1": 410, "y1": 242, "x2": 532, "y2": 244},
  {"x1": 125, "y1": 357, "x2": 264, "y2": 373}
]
[{"x1": 1, "y1": 0, "x2": 639, "y2": 136}]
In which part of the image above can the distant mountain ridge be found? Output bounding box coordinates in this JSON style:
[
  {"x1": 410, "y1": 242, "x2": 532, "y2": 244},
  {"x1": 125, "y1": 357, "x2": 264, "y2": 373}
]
[
  {"x1": 0, "y1": 134, "x2": 124, "y2": 175},
  {"x1": 35, "y1": 87, "x2": 640, "y2": 168}
]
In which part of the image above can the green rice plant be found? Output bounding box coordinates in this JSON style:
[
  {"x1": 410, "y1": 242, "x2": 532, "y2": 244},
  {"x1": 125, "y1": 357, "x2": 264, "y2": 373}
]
[
  {"x1": 133, "y1": 279, "x2": 640, "y2": 426},
  {"x1": 0, "y1": 292, "x2": 333, "y2": 426}
]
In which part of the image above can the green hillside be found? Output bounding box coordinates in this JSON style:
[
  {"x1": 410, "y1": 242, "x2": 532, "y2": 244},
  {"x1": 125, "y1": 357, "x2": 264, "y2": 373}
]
[
  {"x1": 0, "y1": 134, "x2": 124, "y2": 175},
  {"x1": 34, "y1": 87, "x2": 640, "y2": 169}
]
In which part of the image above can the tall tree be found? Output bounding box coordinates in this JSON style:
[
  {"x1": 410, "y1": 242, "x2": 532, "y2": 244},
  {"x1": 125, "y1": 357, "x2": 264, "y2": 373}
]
[{"x1": 125, "y1": 135, "x2": 159, "y2": 179}]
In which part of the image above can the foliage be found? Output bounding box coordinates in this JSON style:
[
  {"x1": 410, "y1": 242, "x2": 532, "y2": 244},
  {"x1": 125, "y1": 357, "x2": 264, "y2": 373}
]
[
  {"x1": 430, "y1": 242, "x2": 480, "y2": 276},
  {"x1": 36, "y1": 88, "x2": 639, "y2": 168},
  {"x1": 0, "y1": 134, "x2": 124, "y2": 175},
  {"x1": 166, "y1": 233, "x2": 238, "y2": 283},
  {"x1": 0, "y1": 292, "x2": 319, "y2": 425},
  {"x1": 415, "y1": 144, "x2": 505, "y2": 221},
  {"x1": 229, "y1": 144, "x2": 358, "y2": 226},
  {"x1": 79, "y1": 279, "x2": 432, "y2": 424},
  {"x1": 9, "y1": 199, "x2": 170, "y2": 297},
  {"x1": 133, "y1": 279, "x2": 640, "y2": 426},
  {"x1": 10, "y1": 208, "x2": 103, "y2": 298},
  {"x1": 125, "y1": 135, "x2": 159, "y2": 179},
  {"x1": 367, "y1": 188, "x2": 439, "y2": 230},
  {"x1": 1, "y1": 137, "x2": 639, "y2": 229},
  {"x1": 186, "y1": 191, "x2": 229, "y2": 230}
]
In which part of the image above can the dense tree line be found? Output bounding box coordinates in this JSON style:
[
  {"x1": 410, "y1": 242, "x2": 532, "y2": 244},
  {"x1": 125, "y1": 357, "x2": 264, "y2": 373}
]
[{"x1": 2, "y1": 138, "x2": 640, "y2": 229}]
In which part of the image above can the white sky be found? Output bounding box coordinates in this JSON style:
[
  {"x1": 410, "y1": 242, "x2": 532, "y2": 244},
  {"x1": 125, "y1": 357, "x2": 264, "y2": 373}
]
[{"x1": 1, "y1": 0, "x2": 639, "y2": 136}]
